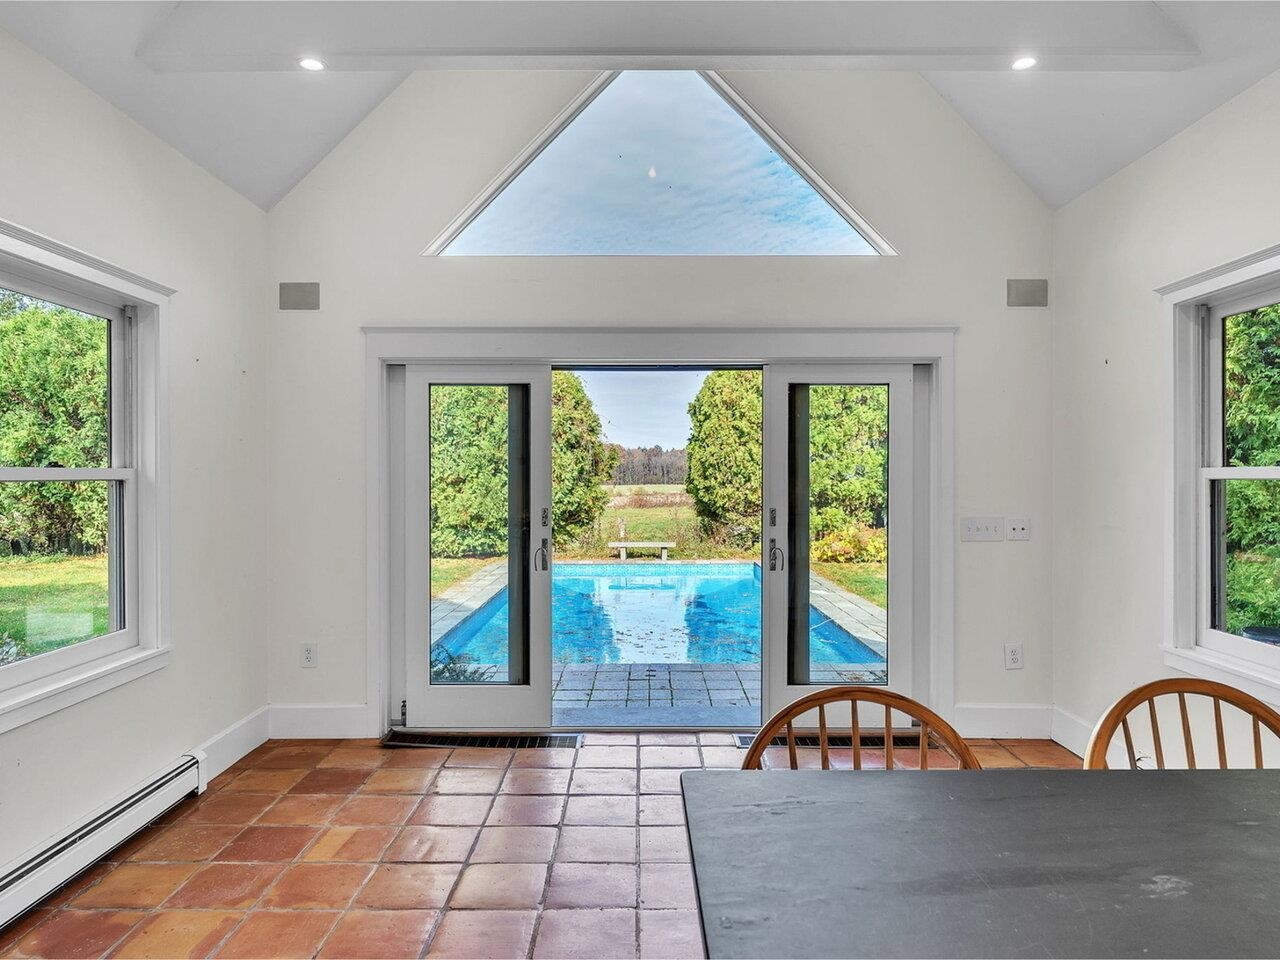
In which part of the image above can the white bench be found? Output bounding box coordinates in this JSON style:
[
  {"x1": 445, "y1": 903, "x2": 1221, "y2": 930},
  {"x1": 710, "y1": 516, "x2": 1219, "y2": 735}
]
[{"x1": 608, "y1": 541, "x2": 675, "y2": 561}]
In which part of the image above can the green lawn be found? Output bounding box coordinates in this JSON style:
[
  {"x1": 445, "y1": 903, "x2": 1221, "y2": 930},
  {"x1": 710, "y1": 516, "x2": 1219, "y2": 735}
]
[
  {"x1": 431, "y1": 556, "x2": 499, "y2": 599},
  {"x1": 812, "y1": 561, "x2": 888, "y2": 609},
  {"x1": 0, "y1": 553, "x2": 109, "y2": 657}
]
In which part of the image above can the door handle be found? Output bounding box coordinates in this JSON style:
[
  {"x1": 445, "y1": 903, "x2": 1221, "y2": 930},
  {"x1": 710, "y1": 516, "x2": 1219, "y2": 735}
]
[
  {"x1": 534, "y1": 537, "x2": 549, "y2": 571},
  {"x1": 768, "y1": 538, "x2": 785, "y2": 571}
]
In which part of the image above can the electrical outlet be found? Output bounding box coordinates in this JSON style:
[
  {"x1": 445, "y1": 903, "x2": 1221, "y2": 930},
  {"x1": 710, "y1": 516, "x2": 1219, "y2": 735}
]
[
  {"x1": 1004, "y1": 642, "x2": 1024, "y2": 670},
  {"x1": 961, "y1": 517, "x2": 1004, "y2": 541},
  {"x1": 1007, "y1": 518, "x2": 1031, "y2": 541},
  {"x1": 301, "y1": 642, "x2": 318, "y2": 668}
]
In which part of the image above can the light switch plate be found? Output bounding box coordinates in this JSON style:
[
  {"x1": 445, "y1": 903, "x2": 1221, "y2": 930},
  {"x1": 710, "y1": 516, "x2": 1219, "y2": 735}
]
[{"x1": 961, "y1": 517, "x2": 1004, "y2": 541}]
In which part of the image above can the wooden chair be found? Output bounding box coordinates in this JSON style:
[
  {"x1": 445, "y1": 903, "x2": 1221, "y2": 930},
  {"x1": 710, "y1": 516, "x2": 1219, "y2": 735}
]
[
  {"x1": 741, "y1": 686, "x2": 981, "y2": 770},
  {"x1": 1084, "y1": 678, "x2": 1280, "y2": 770}
]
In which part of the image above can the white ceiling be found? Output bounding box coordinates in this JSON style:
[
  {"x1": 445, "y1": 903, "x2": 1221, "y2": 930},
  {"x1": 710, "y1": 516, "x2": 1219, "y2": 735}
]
[{"x1": 1, "y1": 1, "x2": 1278, "y2": 210}]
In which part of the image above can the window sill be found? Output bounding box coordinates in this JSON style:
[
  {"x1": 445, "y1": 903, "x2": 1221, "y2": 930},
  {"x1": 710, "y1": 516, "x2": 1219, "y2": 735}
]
[
  {"x1": 0, "y1": 645, "x2": 169, "y2": 735},
  {"x1": 1162, "y1": 643, "x2": 1280, "y2": 708}
]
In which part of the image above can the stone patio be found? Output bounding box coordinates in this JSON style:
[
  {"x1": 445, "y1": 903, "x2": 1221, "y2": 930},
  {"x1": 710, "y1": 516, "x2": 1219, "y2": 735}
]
[{"x1": 551, "y1": 663, "x2": 762, "y2": 728}]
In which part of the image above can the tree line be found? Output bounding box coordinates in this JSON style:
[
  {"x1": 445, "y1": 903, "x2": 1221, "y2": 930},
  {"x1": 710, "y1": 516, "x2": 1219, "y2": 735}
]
[{"x1": 609, "y1": 445, "x2": 687, "y2": 485}]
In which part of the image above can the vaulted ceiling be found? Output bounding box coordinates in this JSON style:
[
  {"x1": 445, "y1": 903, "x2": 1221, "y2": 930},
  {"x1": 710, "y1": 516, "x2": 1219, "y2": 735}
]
[{"x1": 1, "y1": 1, "x2": 1278, "y2": 210}]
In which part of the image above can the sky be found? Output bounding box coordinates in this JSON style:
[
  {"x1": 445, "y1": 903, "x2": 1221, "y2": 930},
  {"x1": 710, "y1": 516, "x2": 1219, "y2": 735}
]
[
  {"x1": 444, "y1": 70, "x2": 876, "y2": 256},
  {"x1": 574, "y1": 369, "x2": 710, "y2": 448}
]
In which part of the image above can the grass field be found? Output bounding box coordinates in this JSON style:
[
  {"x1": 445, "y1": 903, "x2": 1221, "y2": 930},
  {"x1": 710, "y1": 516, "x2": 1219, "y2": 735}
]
[
  {"x1": 431, "y1": 556, "x2": 497, "y2": 598},
  {"x1": 557, "y1": 484, "x2": 752, "y2": 561},
  {"x1": 812, "y1": 561, "x2": 888, "y2": 609},
  {"x1": 0, "y1": 553, "x2": 109, "y2": 656}
]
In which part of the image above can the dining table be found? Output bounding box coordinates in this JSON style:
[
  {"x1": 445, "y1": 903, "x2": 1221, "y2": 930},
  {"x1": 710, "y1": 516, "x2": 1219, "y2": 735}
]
[{"x1": 680, "y1": 767, "x2": 1280, "y2": 959}]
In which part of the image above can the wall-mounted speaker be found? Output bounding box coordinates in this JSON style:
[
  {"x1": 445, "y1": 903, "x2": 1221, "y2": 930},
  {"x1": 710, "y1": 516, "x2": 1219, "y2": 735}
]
[
  {"x1": 1006, "y1": 278, "x2": 1048, "y2": 308},
  {"x1": 279, "y1": 282, "x2": 320, "y2": 310}
]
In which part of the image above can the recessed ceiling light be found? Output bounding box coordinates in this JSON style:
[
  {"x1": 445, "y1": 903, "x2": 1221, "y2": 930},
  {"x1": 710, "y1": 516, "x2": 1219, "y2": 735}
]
[
  {"x1": 298, "y1": 57, "x2": 326, "y2": 72},
  {"x1": 1011, "y1": 56, "x2": 1038, "y2": 71}
]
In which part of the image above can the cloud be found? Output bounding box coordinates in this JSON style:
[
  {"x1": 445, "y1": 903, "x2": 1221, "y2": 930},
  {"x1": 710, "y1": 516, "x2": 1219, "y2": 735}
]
[{"x1": 445, "y1": 71, "x2": 876, "y2": 256}]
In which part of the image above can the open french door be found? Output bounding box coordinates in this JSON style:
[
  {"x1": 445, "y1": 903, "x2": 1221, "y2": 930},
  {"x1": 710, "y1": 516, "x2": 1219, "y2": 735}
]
[
  {"x1": 402, "y1": 365, "x2": 552, "y2": 729},
  {"x1": 763, "y1": 364, "x2": 916, "y2": 716}
]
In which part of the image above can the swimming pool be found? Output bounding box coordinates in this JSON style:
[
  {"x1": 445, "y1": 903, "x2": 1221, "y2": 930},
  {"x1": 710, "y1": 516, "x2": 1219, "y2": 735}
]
[{"x1": 433, "y1": 561, "x2": 885, "y2": 668}]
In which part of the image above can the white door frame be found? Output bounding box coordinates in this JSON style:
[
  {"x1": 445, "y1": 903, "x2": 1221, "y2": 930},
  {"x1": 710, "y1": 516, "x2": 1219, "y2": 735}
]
[
  {"x1": 764, "y1": 363, "x2": 916, "y2": 713},
  {"x1": 363, "y1": 327, "x2": 956, "y2": 733},
  {"x1": 402, "y1": 365, "x2": 553, "y2": 728}
]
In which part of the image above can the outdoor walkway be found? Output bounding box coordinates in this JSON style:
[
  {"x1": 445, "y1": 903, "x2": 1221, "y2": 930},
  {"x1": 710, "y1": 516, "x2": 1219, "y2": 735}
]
[{"x1": 430, "y1": 562, "x2": 507, "y2": 640}]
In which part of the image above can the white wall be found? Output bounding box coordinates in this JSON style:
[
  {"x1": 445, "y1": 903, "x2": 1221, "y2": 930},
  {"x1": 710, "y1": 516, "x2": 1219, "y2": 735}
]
[
  {"x1": 1051, "y1": 71, "x2": 1280, "y2": 750},
  {"x1": 0, "y1": 29, "x2": 269, "y2": 865},
  {"x1": 266, "y1": 70, "x2": 1055, "y2": 730}
]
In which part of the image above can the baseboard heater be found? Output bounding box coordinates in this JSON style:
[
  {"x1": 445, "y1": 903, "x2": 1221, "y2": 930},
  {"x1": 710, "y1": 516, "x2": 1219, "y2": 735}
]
[{"x1": 0, "y1": 752, "x2": 204, "y2": 928}]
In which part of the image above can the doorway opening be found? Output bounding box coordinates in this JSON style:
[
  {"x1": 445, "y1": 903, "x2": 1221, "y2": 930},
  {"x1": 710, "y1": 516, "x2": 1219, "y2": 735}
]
[
  {"x1": 386, "y1": 331, "x2": 943, "y2": 735},
  {"x1": 548, "y1": 367, "x2": 763, "y2": 727}
]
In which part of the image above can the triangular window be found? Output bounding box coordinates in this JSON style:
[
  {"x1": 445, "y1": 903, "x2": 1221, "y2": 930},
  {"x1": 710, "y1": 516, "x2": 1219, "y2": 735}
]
[{"x1": 428, "y1": 71, "x2": 891, "y2": 256}]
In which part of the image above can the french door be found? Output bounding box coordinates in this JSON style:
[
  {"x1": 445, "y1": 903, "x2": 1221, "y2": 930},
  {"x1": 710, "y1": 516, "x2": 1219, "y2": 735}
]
[
  {"x1": 764, "y1": 364, "x2": 915, "y2": 716},
  {"x1": 397, "y1": 360, "x2": 917, "y2": 730},
  {"x1": 402, "y1": 365, "x2": 552, "y2": 728}
]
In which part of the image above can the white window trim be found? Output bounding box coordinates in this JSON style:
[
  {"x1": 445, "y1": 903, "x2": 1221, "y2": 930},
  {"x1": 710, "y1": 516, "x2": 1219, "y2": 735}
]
[
  {"x1": 0, "y1": 218, "x2": 172, "y2": 733},
  {"x1": 1162, "y1": 242, "x2": 1280, "y2": 704},
  {"x1": 362, "y1": 326, "x2": 956, "y2": 733}
]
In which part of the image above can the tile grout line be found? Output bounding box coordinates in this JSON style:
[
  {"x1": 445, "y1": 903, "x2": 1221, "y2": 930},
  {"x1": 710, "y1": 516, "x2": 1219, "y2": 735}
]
[
  {"x1": 415, "y1": 744, "x2": 510, "y2": 960},
  {"x1": 524, "y1": 737, "x2": 581, "y2": 960}
]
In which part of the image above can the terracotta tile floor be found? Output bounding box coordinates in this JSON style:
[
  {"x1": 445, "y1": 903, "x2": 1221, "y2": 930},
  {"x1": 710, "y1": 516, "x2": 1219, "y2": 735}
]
[{"x1": 1, "y1": 735, "x2": 1079, "y2": 959}]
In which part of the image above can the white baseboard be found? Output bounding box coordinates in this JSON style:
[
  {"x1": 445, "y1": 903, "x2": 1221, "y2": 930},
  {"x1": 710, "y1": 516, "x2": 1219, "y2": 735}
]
[
  {"x1": 268, "y1": 703, "x2": 377, "y2": 739},
  {"x1": 952, "y1": 702, "x2": 1053, "y2": 739},
  {"x1": 196, "y1": 706, "x2": 269, "y2": 787},
  {"x1": 1050, "y1": 706, "x2": 1095, "y2": 758},
  {"x1": 0, "y1": 755, "x2": 201, "y2": 927}
]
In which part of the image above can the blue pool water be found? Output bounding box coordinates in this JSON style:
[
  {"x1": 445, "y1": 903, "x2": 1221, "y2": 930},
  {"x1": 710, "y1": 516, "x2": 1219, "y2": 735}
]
[{"x1": 433, "y1": 562, "x2": 885, "y2": 667}]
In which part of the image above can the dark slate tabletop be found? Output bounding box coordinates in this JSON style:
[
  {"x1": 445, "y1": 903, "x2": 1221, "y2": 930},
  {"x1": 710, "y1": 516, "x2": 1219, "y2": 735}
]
[{"x1": 681, "y1": 769, "x2": 1280, "y2": 959}]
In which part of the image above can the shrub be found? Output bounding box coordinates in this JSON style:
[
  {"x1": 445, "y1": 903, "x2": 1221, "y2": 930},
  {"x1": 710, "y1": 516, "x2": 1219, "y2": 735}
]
[
  {"x1": 428, "y1": 371, "x2": 616, "y2": 557},
  {"x1": 1226, "y1": 553, "x2": 1280, "y2": 636},
  {"x1": 811, "y1": 525, "x2": 887, "y2": 563},
  {"x1": 430, "y1": 647, "x2": 499, "y2": 683}
]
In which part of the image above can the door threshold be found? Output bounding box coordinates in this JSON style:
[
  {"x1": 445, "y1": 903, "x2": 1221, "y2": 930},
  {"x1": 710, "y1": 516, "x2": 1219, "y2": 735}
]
[{"x1": 384, "y1": 727, "x2": 757, "y2": 747}]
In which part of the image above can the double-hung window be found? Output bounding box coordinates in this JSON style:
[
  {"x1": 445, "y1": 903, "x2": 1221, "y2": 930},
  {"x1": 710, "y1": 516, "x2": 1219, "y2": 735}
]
[
  {"x1": 1197, "y1": 293, "x2": 1280, "y2": 669},
  {"x1": 0, "y1": 223, "x2": 170, "y2": 734},
  {"x1": 0, "y1": 284, "x2": 136, "y2": 688}
]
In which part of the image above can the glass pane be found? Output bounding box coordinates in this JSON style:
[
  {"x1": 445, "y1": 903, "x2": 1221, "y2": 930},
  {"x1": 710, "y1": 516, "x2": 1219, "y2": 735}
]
[
  {"x1": 1224, "y1": 302, "x2": 1280, "y2": 467},
  {"x1": 443, "y1": 71, "x2": 877, "y2": 256},
  {"x1": 788, "y1": 384, "x2": 889, "y2": 685},
  {"x1": 549, "y1": 368, "x2": 763, "y2": 728},
  {"x1": 0, "y1": 481, "x2": 115, "y2": 665},
  {"x1": 1212, "y1": 479, "x2": 1280, "y2": 643},
  {"x1": 428, "y1": 384, "x2": 530, "y2": 684},
  {"x1": 0, "y1": 288, "x2": 110, "y2": 468}
]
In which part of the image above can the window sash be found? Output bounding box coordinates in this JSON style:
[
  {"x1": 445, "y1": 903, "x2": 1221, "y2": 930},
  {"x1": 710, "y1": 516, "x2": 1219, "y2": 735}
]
[
  {"x1": 0, "y1": 285, "x2": 138, "y2": 692},
  {"x1": 1196, "y1": 292, "x2": 1280, "y2": 662}
]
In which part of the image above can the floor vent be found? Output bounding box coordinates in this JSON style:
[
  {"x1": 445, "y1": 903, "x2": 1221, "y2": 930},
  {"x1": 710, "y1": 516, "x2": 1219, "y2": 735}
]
[
  {"x1": 733, "y1": 732, "x2": 923, "y2": 749},
  {"x1": 383, "y1": 730, "x2": 582, "y2": 749}
]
